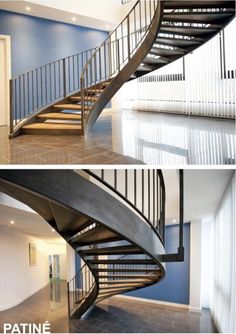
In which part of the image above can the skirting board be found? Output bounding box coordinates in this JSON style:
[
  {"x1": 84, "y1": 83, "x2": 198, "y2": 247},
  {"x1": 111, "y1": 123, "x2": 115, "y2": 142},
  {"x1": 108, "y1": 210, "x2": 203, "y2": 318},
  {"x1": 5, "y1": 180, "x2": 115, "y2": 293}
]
[{"x1": 114, "y1": 294, "x2": 201, "y2": 313}]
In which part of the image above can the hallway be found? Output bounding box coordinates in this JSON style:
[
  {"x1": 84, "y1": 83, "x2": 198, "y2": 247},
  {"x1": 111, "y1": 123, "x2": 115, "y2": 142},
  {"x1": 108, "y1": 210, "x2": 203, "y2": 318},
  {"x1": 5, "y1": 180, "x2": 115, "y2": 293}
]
[
  {"x1": 0, "y1": 110, "x2": 235, "y2": 165},
  {"x1": 0, "y1": 281, "x2": 216, "y2": 333}
]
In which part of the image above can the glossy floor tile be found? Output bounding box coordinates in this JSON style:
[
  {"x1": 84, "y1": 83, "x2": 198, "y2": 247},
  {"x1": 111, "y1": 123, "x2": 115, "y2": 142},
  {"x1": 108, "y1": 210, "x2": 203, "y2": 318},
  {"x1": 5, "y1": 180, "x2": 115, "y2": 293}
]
[
  {"x1": 0, "y1": 110, "x2": 235, "y2": 165},
  {"x1": 0, "y1": 281, "x2": 216, "y2": 333}
]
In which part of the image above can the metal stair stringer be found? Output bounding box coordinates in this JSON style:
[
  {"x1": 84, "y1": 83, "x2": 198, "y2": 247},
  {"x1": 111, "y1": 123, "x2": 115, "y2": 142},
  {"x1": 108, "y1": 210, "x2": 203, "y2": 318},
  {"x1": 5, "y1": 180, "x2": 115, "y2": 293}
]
[{"x1": 0, "y1": 170, "x2": 165, "y2": 319}]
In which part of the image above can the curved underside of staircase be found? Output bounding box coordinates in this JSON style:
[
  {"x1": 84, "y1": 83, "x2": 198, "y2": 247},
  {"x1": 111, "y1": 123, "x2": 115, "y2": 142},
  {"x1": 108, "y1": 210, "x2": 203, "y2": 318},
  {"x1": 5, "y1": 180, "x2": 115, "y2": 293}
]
[
  {"x1": 0, "y1": 170, "x2": 165, "y2": 318},
  {"x1": 10, "y1": 0, "x2": 235, "y2": 137}
]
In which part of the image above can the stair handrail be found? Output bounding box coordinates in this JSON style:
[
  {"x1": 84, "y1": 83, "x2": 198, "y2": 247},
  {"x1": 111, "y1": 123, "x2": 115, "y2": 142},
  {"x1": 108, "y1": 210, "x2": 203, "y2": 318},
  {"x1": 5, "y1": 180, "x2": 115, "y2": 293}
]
[
  {"x1": 9, "y1": 46, "x2": 98, "y2": 136},
  {"x1": 67, "y1": 262, "x2": 97, "y2": 318},
  {"x1": 80, "y1": 0, "x2": 161, "y2": 128},
  {"x1": 84, "y1": 169, "x2": 166, "y2": 246}
]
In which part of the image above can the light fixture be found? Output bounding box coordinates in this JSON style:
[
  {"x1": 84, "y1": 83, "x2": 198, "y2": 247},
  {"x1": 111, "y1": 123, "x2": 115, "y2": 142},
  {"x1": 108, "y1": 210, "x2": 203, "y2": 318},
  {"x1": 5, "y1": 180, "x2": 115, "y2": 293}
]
[
  {"x1": 10, "y1": 220, "x2": 15, "y2": 225},
  {"x1": 26, "y1": 6, "x2": 31, "y2": 12},
  {"x1": 105, "y1": 25, "x2": 110, "y2": 29},
  {"x1": 51, "y1": 229, "x2": 55, "y2": 232},
  {"x1": 172, "y1": 219, "x2": 176, "y2": 223},
  {"x1": 72, "y1": 17, "x2": 76, "y2": 22}
]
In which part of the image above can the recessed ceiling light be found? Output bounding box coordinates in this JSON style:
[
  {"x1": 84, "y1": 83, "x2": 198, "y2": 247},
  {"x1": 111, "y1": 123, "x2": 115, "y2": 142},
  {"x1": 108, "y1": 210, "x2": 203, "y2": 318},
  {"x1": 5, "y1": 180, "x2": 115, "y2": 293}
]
[
  {"x1": 72, "y1": 17, "x2": 76, "y2": 22},
  {"x1": 105, "y1": 25, "x2": 110, "y2": 29},
  {"x1": 51, "y1": 229, "x2": 55, "y2": 232},
  {"x1": 26, "y1": 6, "x2": 31, "y2": 11},
  {"x1": 172, "y1": 219, "x2": 176, "y2": 223},
  {"x1": 10, "y1": 220, "x2": 15, "y2": 225}
]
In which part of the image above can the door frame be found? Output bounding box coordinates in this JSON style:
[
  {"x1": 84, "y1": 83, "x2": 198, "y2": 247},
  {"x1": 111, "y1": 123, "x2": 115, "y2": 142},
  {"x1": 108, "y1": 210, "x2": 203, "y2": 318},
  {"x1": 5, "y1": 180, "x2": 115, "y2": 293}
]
[{"x1": 0, "y1": 35, "x2": 11, "y2": 126}]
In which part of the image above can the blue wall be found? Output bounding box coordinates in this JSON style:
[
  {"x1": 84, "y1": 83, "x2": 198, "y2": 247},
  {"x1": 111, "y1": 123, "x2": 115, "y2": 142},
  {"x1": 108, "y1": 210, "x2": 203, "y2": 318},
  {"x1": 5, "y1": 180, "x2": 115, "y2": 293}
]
[
  {"x1": 0, "y1": 10, "x2": 108, "y2": 76},
  {"x1": 125, "y1": 223, "x2": 190, "y2": 305}
]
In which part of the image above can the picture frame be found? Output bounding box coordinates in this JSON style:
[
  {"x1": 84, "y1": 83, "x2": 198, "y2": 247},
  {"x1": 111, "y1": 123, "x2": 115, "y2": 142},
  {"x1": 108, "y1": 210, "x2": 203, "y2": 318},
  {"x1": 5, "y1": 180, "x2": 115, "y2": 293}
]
[{"x1": 29, "y1": 243, "x2": 36, "y2": 266}]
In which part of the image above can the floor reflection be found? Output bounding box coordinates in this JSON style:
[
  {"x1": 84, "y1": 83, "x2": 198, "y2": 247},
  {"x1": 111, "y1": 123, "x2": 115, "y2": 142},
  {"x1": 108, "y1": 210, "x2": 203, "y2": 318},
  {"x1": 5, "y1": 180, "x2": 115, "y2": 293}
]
[
  {"x1": 0, "y1": 109, "x2": 235, "y2": 165},
  {"x1": 50, "y1": 279, "x2": 62, "y2": 307},
  {"x1": 0, "y1": 281, "x2": 216, "y2": 333},
  {"x1": 110, "y1": 110, "x2": 235, "y2": 165}
]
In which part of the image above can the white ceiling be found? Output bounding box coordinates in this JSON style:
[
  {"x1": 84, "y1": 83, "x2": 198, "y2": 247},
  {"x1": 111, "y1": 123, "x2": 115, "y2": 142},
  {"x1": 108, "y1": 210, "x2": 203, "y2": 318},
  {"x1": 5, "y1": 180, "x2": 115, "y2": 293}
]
[
  {"x1": 0, "y1": 170, "x2": 233, "y2": 241},
  {"x1": 161, "y1": 169, "x2": 233, "y2": 224},
  {"x1": 0, "y1": 0, "x2": 135, "y2": 31},
  {"x1": 0, "y1": 202, "x2": 64, "y2": 243}
]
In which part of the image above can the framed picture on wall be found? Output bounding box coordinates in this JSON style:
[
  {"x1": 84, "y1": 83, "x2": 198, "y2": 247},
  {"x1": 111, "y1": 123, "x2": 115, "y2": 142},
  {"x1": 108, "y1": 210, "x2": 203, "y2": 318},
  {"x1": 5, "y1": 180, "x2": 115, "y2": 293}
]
[{"x1": 29, "y1": 243, "x2": 37, "y2": 266}]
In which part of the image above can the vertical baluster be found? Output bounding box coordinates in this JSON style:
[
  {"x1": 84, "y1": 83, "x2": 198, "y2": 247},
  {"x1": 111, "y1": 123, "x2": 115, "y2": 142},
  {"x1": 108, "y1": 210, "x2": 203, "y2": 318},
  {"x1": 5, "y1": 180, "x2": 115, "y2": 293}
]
[
  {"x1": 63, "y1": 59, "x2": 67, "y2": 97},
  {"x1": 9, "y1": 80, "x2": 14, "y2": 133},
  {"x1": 40, "y1": 67, "x2": 43, "y2": 107},
  {"x1": 134, "y1": 7, "x2": 137, "y2": 46},
  {"x1": 153, "y1": 170, "x2": 155, "y2": 226},
  {"x1": 134, "y1": 170, "x2": 137, "y2": 206},
  {"x1": 45, "y1": 65, "x2": 48, "y2": 103},
  {"x1": 114, "y1": 169, "x2": 117, "y2": 190},
  {"x1": 73, "y1": 55, "x2": 75, "y2": 92},
  {"x1": 103, "y1": 43, "x2": 107, "y2": 81},
  {"x1": 81, "y1": 272, "x2": 84, "y2": 299},
  {"x1": 156, "y1": 170, "x2": 159, "y2": 231},
  {"x1": 121, "y1": 22, "x2": 124, "y2": 63},
  {"x1": 99, "y1": 48, "x2": 102, "y2": 82},
  {"x1": 14, "y1": 78, "x2": 17, "y2": 126},
  {"x1": 125, "y1": 169, "x2": 128, "y2": 198},
  {"x1": 142, "y1": 169, "x2": 144, "y2": 214},
  {"x1": 32, "y1": 71, "x2": 34, "y2": 112},
  {"x1": 23, "y1": 74, "x2": 27, "y2": 118},
  {"x1": 144, "y1": 0, "x2": 147, "y2": 29},
  {"x1": 101, "y1": 169, "x2": 104, "y2": 180},
  {"x1": 127, "y1": 16, "x2": 131, "y2": 61},
  {"x1": 77, "y1": 54, "x2": 79, "y2": 90},
  {"x1": 54, "y1": 61, "x2": 56, "y2": 99},
  {"x1": 49, "y1": 63, "x2": 52, "y2": 100},
  {"x1": 19, "y1": 76, "x2": 22, "y2": 122},
  {"x1": 27, "y1": 72, "x2": 30, "y2": 115},
  {"x1": 148, "y1": 169, "x2": 150, "y2": 221}
]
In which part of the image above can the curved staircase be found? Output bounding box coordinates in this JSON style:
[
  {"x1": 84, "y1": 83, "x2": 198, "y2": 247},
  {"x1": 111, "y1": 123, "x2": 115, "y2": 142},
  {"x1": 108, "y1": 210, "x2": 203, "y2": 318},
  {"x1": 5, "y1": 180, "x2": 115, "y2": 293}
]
[
  {"x1": 0, "y1": 169, "x2": 175, "y2": 318},
  {"x1": 10, "y1": 1, "x2": 235, "y2": 137}
]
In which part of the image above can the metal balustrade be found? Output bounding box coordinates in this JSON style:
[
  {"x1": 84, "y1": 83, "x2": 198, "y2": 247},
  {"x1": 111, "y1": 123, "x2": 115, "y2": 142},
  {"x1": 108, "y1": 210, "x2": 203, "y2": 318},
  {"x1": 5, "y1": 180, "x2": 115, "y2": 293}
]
[
  {"x1": 85, "y1": 169, "x2": 166, "y2": 246},
  {"x1": 9, "y1": 47, "x2": 97, "y2": 134}
]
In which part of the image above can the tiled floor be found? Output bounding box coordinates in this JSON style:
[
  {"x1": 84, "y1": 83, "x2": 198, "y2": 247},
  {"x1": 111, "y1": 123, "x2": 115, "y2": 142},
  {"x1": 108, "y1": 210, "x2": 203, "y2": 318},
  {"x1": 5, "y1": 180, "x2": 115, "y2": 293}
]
[
  {"x1": 0, "y1": 281, "x2": 217, "y2": 333},
  {"x1": 0, "y1": 109, "x2": 235, "y2": 165}
]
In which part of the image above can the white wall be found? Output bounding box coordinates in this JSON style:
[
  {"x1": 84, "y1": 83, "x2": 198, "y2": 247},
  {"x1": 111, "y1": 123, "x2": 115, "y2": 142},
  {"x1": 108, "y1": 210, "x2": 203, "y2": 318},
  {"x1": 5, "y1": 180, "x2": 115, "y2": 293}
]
[
  {"x1": 66, "y1": 243, "x2": 76, "y2": 282},
  {"x1": 189, "y1": 220, "x2": 202, "y2": 312},
  {"x1": 211, "y1": 172, "x2": 236, "y2": 333},
  {"x1": 0, "y1": 226, "x2": 67, "y2": 311},
  {"x1": 0, "y1": 225, "x2": 49, "y2": 311}
]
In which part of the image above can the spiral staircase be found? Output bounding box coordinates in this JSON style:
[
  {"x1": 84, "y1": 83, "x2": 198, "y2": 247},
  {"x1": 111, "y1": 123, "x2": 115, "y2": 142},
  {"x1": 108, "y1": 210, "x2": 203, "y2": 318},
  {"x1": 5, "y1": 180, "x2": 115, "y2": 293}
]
[
  {"x1": 0, "y1": 169, "x2": 184, "y2": 319},
  {"x1": 9, "y1": 1, "x2": 235, "y2": 137}
]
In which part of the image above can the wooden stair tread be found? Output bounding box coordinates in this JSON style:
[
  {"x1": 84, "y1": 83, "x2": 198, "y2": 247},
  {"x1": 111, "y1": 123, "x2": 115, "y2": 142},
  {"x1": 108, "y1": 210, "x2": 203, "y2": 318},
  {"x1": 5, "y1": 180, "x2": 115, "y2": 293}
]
[
  {"x1": 22, "y1": 123, "x2": 82, "y2": 130},
  {"x1": 90, "y1": 259, "x2": 154, "y2": 265},
  {"x1": 70, "y1": 96, "x2": 97, "y2": 102},
  {"x1": 99, "y1": 283, "x2": 145, "y2": 289},
  {"x1": 38, "y1": 113, "x2": 82, "y2": 120},
  {"x1": 98, "y1": 275, "x2": 160, "y2": 280},
  {"x1": 99, "y1": 280, "x2": 151, "y2": 285},
  {"x1": 80, "y1": 244, "x2": 143, "y2": 255},
  {"x1": 53, "y1": 104, "x2": 85, "y2": 110},
  {"x1": 71, "y1": 225, "x2": 123, "y2": 245},
  {"x1": 93, "y1": 268, "x2": 159, "y2": 273}
]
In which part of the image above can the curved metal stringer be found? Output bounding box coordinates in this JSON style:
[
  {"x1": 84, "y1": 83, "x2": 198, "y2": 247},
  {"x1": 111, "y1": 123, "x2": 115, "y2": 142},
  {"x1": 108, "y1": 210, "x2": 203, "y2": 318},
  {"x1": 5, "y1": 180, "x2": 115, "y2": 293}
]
[{"x1": 0, "y1": 170, "x2": 165, "y2": 318}]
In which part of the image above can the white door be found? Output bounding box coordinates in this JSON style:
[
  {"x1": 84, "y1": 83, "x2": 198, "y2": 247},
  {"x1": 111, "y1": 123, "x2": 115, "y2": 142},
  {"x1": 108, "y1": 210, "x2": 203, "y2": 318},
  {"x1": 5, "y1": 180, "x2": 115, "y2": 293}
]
[{"x1": 0, "y1": 35, "x2": 11, "y2": 126}]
